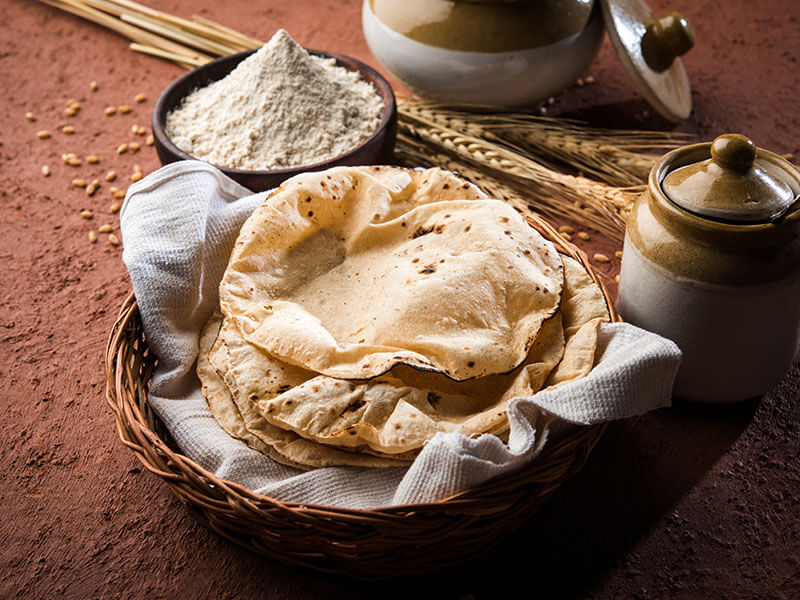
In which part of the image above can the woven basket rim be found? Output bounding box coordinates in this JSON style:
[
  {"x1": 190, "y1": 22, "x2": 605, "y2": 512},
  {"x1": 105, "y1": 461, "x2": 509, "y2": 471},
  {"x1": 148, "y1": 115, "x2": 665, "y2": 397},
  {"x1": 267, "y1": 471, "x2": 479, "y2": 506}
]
[{"x1": 103, "y1": 206, "x2": 618, "y2": 576}]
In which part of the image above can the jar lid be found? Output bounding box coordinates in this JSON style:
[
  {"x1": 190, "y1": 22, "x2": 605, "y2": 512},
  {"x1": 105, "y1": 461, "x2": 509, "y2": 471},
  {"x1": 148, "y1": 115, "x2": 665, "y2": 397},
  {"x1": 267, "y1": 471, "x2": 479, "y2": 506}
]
[
  {"x1": 600, "y1": 0, "x2": 694, "y2": 122},
  {"x1": 662, "y1": 134, "x2": 798, "y2": 223}
]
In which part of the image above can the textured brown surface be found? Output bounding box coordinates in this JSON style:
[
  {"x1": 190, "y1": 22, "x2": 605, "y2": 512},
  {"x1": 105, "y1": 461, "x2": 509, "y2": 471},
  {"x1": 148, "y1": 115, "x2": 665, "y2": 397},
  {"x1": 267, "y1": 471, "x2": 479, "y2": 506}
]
[{"x1": 1, "y1": 0, "x2": 798, "y2": 598}]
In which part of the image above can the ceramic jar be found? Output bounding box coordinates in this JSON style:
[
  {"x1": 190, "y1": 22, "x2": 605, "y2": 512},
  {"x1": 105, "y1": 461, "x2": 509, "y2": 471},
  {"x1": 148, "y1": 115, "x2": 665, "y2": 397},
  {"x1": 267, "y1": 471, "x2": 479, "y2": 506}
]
[
  {"x1": 362, "y1": 0, "x2": 604, "y2": 106},
  {"x1": 617, "y1": 134, "x2": 800, "y2": 403}
]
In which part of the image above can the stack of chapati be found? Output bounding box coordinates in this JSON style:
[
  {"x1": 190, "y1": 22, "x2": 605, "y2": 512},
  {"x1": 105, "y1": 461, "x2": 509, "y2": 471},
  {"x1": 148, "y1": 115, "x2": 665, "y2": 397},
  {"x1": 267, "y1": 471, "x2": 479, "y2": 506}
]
[{"x1": 197, "y1": 166, "x2": 609, "y2": 470}]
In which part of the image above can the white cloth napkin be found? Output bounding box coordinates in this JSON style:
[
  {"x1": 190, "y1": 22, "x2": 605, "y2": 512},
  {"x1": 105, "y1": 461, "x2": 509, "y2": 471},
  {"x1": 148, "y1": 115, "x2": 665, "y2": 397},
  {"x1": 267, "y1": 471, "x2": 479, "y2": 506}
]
[{"x1": 120, "y1": 161, "x2": 681, "y2": 509}]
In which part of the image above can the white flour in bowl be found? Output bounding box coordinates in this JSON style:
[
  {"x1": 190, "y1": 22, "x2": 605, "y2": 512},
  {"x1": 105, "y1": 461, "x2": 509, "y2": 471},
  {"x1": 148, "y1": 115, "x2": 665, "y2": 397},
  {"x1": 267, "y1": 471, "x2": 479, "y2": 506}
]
[{"x1": 166, "y1": 30, "x2": 384, "y2": 170}]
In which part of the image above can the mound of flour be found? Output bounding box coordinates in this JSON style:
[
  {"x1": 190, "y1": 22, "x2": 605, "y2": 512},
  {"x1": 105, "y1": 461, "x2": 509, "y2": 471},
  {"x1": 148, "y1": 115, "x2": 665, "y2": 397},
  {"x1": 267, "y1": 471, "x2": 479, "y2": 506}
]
[{"x1": 166, "y1": 30, "x2": 384, "y2": 170}]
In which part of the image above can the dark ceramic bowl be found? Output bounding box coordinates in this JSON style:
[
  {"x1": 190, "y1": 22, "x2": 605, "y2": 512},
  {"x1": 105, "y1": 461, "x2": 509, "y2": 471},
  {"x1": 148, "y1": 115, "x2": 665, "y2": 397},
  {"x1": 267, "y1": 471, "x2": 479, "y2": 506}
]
[{"x1": 152, "y1": 49, "x2": 397, "y2": 192}]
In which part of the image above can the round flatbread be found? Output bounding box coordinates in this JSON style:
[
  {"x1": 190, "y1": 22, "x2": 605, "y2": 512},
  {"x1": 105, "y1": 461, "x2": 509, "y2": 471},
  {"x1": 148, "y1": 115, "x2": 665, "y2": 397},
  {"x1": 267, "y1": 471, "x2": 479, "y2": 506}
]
[
  {"x1": 545, "y1": 256, "x2": 610, "y2": 387},
  {"x1": 202, "y1": 165, "x2": 610, "y2": 469},
  {"x1": 219, "y1": 166, "x2": 563, "y2": 381},
  {"x1": 257, "y1": 314, "x2": 565, "y2": 454},
  {"x1": 198, "y1": 314, "x2": 413, "y2": 469},
  {"x1": 254, "y1": 256, "x2": 607, "y2": 456}
]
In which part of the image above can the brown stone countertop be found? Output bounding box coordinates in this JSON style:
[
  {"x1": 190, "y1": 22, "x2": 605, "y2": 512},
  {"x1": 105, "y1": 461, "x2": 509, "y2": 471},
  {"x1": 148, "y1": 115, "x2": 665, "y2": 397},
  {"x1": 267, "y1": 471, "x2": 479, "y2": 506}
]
[{"x1": 1, "y1": 0, "x2": 798, "y2": 598}]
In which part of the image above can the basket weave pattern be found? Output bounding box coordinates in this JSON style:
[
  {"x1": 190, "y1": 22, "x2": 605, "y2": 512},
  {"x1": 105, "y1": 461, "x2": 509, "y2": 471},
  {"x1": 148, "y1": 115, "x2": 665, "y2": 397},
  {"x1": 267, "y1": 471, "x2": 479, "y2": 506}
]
[{"x1": 104, "y1": 213, "x2": 615, "y2": 579}]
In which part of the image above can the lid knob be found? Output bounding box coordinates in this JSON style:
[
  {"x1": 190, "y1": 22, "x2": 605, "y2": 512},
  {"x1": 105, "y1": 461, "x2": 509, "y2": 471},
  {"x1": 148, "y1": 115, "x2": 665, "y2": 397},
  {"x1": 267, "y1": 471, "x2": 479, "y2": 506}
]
[
  {"x1": 642, "y1": 12, "x2": 696, "y2": 72},
  {"x1": 710, "y1": 134, "x2": 757, "y2": 173},
  {"x1": 601, "y1": 0, "x2": 694, "y2": 121}
]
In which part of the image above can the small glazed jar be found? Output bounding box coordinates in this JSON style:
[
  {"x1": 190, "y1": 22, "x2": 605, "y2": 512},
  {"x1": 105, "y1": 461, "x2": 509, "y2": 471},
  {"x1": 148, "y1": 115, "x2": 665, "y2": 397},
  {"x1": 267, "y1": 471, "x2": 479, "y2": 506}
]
[
  {"x1": 617, "y1": 134, "x2": 800, "y2": 403},
  {"x1": 363, "y1": 0, "x2": 604, "y2": 106}
]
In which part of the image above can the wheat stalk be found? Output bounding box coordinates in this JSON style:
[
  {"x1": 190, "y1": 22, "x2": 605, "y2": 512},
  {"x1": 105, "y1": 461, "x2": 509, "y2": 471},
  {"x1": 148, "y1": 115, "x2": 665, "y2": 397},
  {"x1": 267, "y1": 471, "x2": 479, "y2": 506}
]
[
  {"x1": 398, "y1": 98, "x2": 685, "y2": 187},
  {"x1": 395, "y1": 134, "x2": 634, "y2": 251},
  {"x1": 397, "y1": 111, "x2": 637, "y2": 241}
]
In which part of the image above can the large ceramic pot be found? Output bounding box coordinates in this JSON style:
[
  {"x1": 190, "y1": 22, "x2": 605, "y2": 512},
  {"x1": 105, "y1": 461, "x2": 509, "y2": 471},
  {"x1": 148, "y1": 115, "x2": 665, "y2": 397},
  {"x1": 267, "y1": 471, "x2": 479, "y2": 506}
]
[
  {"x1": 363, "y1": 0, "x2": 605, "y2": 106},
  {"x1": 363, "y1": 0, "x2": 696, "y2": 120}
]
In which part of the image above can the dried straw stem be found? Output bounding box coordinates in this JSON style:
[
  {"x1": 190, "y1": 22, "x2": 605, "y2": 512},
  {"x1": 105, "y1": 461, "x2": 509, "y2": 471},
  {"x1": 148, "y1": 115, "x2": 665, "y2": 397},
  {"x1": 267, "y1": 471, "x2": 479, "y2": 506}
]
[
  {"x1": 85, "y1": 0, "x2": 259, "y2": 53},
  {"x1": 128, "y1": 43, "x2": 207, "y2": 68},
  {"x1": 39, "y1": 0, "x2": 212, "y2": 63}
]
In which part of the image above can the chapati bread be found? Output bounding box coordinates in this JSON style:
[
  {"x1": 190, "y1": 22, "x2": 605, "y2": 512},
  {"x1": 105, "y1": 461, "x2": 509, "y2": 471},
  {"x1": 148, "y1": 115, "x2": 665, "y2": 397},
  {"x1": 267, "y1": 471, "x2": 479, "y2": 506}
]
[
  {"x1": 256, "y1": 315, "x2": 564, "y2": 454},
  {"x1": 254, "y1": 256, "x2": 607, "y2": 455},
  {"x1": 198, "y1": 313, "x2": 304, "y2": 467},
  {"x1": 545, "y1": 256, "x2": 610, "y2": 387},
  {"x1": 198, "y1": 314, "x2": 413, "y2": 469},
  {"x1": 197, "y1": 166, "x2": 611, "y2": 469},
  {"x1": 216, "y1": 316, "x2": 416, "y2": 466},
  {"x1": 219, "y1": 167, "x2": 563, "y2": 381},
  {"x1": 199, "y1": 256, "x2": 608, "y2": 466}
]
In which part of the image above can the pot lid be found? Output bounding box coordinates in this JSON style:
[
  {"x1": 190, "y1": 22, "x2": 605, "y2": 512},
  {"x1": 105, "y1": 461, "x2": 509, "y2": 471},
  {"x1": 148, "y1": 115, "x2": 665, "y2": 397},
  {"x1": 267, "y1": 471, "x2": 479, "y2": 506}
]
[
  {"x1": 662, "y1": 134, "x2": 797, "y2": 223},
  {"x1": 600, "y1": 0, "x2": 694, "y2": 122}
]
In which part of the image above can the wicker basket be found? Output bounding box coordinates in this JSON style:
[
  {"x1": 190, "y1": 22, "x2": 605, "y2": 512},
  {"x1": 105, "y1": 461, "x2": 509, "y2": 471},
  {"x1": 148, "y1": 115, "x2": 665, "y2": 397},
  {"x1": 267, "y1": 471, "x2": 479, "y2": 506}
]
[{"x1": 104, "y1": 213, "x2": 617, "y2": 580}]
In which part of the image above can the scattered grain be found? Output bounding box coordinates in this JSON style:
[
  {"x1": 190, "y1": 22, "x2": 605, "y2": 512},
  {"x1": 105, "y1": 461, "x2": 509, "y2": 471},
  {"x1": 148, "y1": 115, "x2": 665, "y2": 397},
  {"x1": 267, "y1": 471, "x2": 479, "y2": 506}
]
[
  {"x1": 136, "y1": 126, "x2": 147, "y2": 136},
  {"x1": 615, "y1": 274, "x2": 620, "y2": 284},
  {"x1": 90, "y1": 81, "x2": 98, "y2": 91},
  {"x1": 25, "y1": 111, "x2": 36, "y2": 122},
  {"x1": 86, "y1": 180, "x2": 100, "y2": 196},
  {"x1": 117, "y1": 143, "x2": 129, "y2": 154},
  {"x1": 67, "y1": 157, "x2": 82, "y2": 166},
  {"x1": 577, "y1": 231, "x2": 590, "y2": 241},
  {"x1": 88, "y1": 230, "x2": 98, "y2": 243},
  {"x1": 131, "y1": 171, "x2": 143, "y2": 182},
  {"x1": 593, "y1": 253, "x2": 610, "y2": 263},
  {"x1": 62, "y1": 125, "x2": 76, "y2": 134},
  {"x1": 108, "y1": 233, "x2": 120, "y2": 246},
  {"x1": 118, "y1": 104, "x2": 131, "y2": 114},
  {"x1": 41, "y1": 165, "x2": 51, "y2": 177},
  {"x1": 585, "y1": 75, "x2": 595, "y2": 84},
  {"x1": 66, "y1": 98, "x2": 77, "y2": 106},
  {"x1": 72, "y1": 178, "x2": 87, "y2": 188},
  {"x1": 576, "y1": 78, "x2": 584, "y2": 86},
  {"x1": 105, "y1": 170, "x2": 117, "y2": 182},
  {"x1": 615, "y1": 250, "x2": 623, "y2": 259},
  {"x1": 783, "y1": 153, "x2": 794, "y2": 161},
  {"x1": 558, "y1": 225, "x2": 574, "y2": 234},
  {"x1": 80, "y1": 210, "x2": 93, "y2": 219},
  {"x1": 135, "y1": 92, "x2": 147, "y2": 103},
  {"x1": 538, "y1": 106, "x2": 547, "y2": 115},
  {"x1": 104, "y1": 106, "x2": 117, "y2": 116},
  {"x1": 87, "y1": 155, "x2": 100, "y2": 164},
  {"x1": 110, "y1": 202, "x2": 121, "y2": 213},
  {"x1": 98, "y1": 224, "x2": 113, "y2": 233},
  {"x1": 547, "y1": 97, "x2": 555, "y2": 106},
  {"x1": 37, "y1": 130, "x2": 51, "y2": 139},
  {"x1": 113, "y1": 189, "x2": 125, "y2": 199},
  {"x1": 70, "y1": 102, "x2": 81, "y2": 111},
  {"x1": 129, "y1": 142, "x2": 140, "y2": 152},
  {"x1": 146, "y1": 133, "x2": 154, "y2": 146},
  {"x1": 132, "y1": 163, "x2": 142, "y2": 173},
  {"x1": 65, "y1": 107, "x2": 77, "y2": 117}
]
